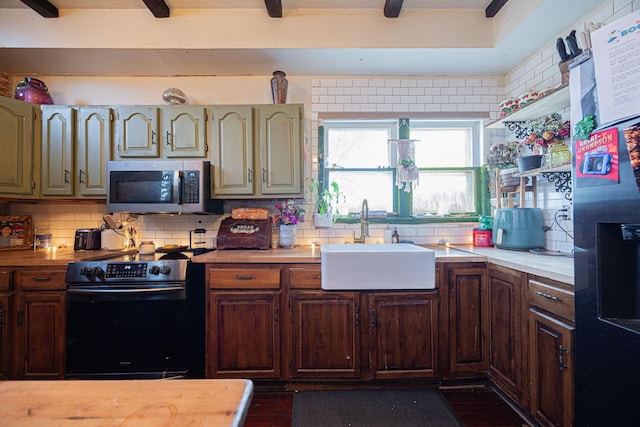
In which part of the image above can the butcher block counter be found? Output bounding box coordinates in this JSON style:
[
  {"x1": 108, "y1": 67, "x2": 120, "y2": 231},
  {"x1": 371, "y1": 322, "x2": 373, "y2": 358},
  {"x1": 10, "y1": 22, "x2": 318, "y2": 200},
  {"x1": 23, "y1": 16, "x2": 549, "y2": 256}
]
[{"x1": 0, "y1": 379, "x2": 254, "y2": 427}]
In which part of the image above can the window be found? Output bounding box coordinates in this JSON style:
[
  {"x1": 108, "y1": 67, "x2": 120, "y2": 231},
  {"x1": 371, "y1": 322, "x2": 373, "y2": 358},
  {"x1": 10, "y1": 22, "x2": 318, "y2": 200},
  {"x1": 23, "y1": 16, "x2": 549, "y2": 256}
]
[{"x1": 321, "y1": 119, "x2": 484, "y2": 220}]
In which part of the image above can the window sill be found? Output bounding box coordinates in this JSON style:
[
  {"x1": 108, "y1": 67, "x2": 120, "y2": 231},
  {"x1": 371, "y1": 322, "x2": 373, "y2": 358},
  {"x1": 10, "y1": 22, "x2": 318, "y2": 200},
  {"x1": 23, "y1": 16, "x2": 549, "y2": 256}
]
[{"x1": 335, "y1": 214, "x2": 479, "y2": 225}]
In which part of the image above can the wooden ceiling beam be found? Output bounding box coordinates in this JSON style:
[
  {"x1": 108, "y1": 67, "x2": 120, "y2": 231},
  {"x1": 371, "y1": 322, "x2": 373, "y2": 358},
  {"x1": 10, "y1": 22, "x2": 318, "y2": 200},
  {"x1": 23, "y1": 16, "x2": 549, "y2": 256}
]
[
  {"x1": 384, "y1": 0, "x2": 403, "y2": 18},
  {"x1": 485, "y1": 0, "x2": 509, "y2": 18},
  {"x1": 264, "y1": 0, "x2": 283, "y2": 18},
  {"x1": 20, "y1": 0, "x2": 58, "y2": 18},
  {"x1": 142, "y1": 0, "x2": 170, "y2": 18}
]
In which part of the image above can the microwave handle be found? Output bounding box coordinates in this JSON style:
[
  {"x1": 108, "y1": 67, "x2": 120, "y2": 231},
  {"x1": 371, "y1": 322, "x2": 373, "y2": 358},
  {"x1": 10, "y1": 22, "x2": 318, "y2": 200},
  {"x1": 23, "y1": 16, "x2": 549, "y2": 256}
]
[{"x1": 174, "y1": 171, "x2": 183, "y2": 204}]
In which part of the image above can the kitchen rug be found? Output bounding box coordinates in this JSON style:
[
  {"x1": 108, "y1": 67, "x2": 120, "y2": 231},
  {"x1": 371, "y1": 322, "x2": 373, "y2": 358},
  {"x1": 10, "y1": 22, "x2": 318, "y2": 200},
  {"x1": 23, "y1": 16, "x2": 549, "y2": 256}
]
[{"x1": 291, "y1": 388, "x2": 464, "y2": 427}]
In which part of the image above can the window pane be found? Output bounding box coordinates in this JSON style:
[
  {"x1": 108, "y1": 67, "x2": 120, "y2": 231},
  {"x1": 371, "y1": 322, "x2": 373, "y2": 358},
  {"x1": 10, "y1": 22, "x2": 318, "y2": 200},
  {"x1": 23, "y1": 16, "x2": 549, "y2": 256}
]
[
  {"x1": 328, "y1": 170, "x2": 394, "y2": 213},
  {"x1": 412, "y1": 170, "x2": 475, "y2": 214},
  {"x1": 327, "y1": 128, "x2": 393, "y2": 168},
  {"x1": 411, "y1": 128, "x2": 471, "y2": 167}
]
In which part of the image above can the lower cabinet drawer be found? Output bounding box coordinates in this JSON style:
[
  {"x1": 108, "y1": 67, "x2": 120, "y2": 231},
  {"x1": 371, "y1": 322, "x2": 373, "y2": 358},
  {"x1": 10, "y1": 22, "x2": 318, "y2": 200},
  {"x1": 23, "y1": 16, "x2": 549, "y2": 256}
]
[
  {"x1": 528, "y1": 279, "x2": 574, "y2": 321},
  {"x1": 16, "y1": 270, "x2": 66, "y2": 291},
  {"x1": 208, "y1": 267, "x2": 281, "y2": 289},
  {"x1": 289, "y1": 265, "x2": 321, "y2": 289}
]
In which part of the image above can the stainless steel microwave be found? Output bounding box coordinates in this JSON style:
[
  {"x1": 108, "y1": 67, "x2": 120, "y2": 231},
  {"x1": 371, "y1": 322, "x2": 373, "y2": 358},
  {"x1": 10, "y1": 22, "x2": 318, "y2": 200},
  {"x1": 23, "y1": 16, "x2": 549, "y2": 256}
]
[{"x1": 107, "y1": 160, "x2": 223, "y2": 214}]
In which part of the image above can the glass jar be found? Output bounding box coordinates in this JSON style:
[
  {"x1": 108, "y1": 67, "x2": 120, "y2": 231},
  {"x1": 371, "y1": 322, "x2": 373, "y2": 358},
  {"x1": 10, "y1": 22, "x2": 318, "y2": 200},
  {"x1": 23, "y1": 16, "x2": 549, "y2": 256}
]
[
  {"x1": 138, "y1": 241, "x2": 156, "y2": 255},
  {"x1": 549, "y1": 143, "x2": 572, "y2": 167}
]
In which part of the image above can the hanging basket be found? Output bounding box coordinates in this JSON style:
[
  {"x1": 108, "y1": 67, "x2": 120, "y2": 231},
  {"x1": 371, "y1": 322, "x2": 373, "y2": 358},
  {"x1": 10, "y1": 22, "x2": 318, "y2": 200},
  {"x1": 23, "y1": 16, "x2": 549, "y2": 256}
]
[{"x1": 516, "y1": 155, "x2": 543, "y2": 173}]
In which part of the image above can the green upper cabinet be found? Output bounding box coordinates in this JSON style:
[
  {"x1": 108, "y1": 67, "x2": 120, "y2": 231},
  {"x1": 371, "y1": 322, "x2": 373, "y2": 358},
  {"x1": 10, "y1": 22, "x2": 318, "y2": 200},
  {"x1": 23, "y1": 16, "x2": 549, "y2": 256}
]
[
  {"x1": 163, "y1": 106, "x2": 208, "y2": 158},
  {"x1": 41, "y1": 106, "x2": 112, "y2": 198},
  {"x1": 211, "y1": 105, "x2": 254, "y2": 196},
  {"x1": 114, "y1": 106, "x2": 208, "y2": 159},
  {"x1": 211, "y1": 104, "x2": 303, "y2": 199},
  {"x1": 76, "y1": 107, "x2": 112, "y2": 197},
  {"x1": 41, "y1": 106, "x2": 76, "y2": 196},
  {"x1": 114, "y1": 106, "x2": 160, "y2": 158},
  {"x1": 0, "y1": 97, "x2": 40, "y2": 197},
  {"x1": 257, "y1": 105, "x2": 303, "y2": 196}
]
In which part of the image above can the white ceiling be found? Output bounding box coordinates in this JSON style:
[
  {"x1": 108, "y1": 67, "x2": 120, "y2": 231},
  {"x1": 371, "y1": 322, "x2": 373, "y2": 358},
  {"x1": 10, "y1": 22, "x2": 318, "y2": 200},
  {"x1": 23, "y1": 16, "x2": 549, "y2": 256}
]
[{"x1": 0, "y1": 0, "x2": 608, "y2": 77}]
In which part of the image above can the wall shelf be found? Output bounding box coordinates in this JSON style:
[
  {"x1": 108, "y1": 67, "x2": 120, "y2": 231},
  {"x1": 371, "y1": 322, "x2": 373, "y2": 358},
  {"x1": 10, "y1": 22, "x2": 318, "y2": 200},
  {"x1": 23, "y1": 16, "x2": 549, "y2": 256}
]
[
  {"x1": 486, "y1": 85, "x2": 570, "y2": 130},
  {"x1": 518, "y1": 162, "x2": 572, "y2": 201}
]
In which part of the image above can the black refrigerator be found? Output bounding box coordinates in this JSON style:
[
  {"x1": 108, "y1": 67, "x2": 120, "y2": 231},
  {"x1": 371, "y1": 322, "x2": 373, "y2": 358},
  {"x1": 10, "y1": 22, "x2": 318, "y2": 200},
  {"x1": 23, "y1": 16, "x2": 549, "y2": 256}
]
[{"x1": 574, "y1": 114, "x2": 640, "y2": 425}]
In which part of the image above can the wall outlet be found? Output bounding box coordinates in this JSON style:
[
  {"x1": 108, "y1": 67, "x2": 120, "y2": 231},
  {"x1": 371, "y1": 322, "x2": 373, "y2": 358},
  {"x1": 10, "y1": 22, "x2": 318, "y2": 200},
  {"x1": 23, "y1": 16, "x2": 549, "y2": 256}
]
[{"x1": 559, "y1": 205, "x2": 571, "y2": 221}]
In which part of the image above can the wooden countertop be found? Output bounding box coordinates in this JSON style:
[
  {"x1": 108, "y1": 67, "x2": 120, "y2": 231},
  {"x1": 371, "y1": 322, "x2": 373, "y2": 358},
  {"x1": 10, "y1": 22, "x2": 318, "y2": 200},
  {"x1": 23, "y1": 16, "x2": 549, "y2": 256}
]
[
  {"x1": 192, "y1": 244, "x2": 573, "y2": 285},
  {"x1": 0, "y1": 379, "x2": 254, "y2": 427},
  {"x1": 0, "y1": 248, "x2": 137, "y2": 267}
]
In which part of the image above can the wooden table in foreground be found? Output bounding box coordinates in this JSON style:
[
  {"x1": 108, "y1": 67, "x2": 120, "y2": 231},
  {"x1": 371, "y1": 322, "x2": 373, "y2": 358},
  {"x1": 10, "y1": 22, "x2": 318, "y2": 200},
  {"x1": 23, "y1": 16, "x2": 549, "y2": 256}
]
[{"x1": 0, "y1": 379, "x2": 254, "y2": 426}]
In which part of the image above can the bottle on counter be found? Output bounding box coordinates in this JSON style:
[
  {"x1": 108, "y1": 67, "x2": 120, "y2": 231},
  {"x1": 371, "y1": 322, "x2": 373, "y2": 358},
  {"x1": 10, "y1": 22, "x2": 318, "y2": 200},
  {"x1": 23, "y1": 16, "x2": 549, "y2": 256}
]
[{"x1": 392, "y1": 228, "x2": 400, "y2": 243}]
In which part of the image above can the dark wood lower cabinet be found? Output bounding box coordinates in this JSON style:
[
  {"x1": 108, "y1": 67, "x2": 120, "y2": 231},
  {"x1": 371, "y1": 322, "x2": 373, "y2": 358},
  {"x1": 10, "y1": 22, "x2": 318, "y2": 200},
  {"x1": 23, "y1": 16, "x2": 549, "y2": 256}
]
[
  {"x1": 368, "y1": 293, "x2": 438, "y2": 379},
  {"x1": 289, "y1": 291, "x2": 362, "y2": 379},
  {"x1": 442, "y1": 263, "x2": 488, "y2": 377},
  {"x1": 529, "y1": 308, "x2": 574, "y2": 427},
  {"x1": 487, "y1": 264, "x2": 526, "y2": 405},
  {"x1": 208, "y1": 291, "x2": 282, "y2": 379},
  {"x1": 14, "y1": 291, "x2": 66, "y2": 379},
  {"x1": 0, "y1": 293, "x2": 12, "y2": 379}
]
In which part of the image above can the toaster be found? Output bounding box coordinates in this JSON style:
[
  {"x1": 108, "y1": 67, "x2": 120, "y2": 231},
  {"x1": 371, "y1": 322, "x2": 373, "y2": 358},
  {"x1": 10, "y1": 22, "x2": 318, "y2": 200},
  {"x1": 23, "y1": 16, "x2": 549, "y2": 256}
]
[{"x1": 74, "y1": 228, "x2": 102, "y2": 250}]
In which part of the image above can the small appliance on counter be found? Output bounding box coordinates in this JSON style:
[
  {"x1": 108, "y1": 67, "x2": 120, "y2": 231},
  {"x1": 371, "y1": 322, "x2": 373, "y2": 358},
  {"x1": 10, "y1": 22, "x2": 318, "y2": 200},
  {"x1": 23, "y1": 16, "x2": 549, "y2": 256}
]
[
  {"x1": 74, "y1": 228, "x2": 102, "y2": 251},
  {"x1": 217, "y1": 208, "x2": 272, "y2": 250},
  {"x1": 492, "y1": 208, "x2": 545, "y2": 250}
]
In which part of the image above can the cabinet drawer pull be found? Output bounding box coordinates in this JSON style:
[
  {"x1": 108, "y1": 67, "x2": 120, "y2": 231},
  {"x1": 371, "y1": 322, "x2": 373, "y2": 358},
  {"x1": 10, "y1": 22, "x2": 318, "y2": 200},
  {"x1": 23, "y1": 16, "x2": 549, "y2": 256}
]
[
  {"x1": 31, "y1": 276, "x2": 53, "y2": 282},
  {"x1": 0, "y1": 308, "x2": 4, "y2": 326},
  {"x1": 235, "y1": 275, "x2": 255, "y2": 281},
  {"x1": 64, "y1": 169, "x2": 70, "y2": 183},
  {"x1": 17, "y1": 310, "x2": 24, "y2": 326},
  {"x1": 247, "y1": 169, "x2": 253, "y2": 183},
  {"x1": 312, "y1": 274, "x2": 321, "y2": 280},
  {"x1": 535, "y1": 290, "x2": 561, "y2": 301},
  {"x1": 79, "y1": 169, "x2": 86, "y2": 184},
  {"x1": 559, "y1": 345, "x2": 569, "y2": 371}
]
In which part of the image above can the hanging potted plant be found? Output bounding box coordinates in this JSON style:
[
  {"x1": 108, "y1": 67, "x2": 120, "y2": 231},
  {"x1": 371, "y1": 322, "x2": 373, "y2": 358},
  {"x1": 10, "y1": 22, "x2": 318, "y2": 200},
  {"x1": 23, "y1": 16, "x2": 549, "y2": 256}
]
[{"x1": 309, "y1": 179, "x2": 345, "y2": 228}]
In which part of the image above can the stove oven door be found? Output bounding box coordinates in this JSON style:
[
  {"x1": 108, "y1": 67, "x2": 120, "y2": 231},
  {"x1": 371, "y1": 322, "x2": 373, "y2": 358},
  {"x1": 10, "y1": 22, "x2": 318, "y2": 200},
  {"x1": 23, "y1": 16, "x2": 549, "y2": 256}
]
[{"x1": 65, "y1": 283, "x2": 187, "y2": 379}]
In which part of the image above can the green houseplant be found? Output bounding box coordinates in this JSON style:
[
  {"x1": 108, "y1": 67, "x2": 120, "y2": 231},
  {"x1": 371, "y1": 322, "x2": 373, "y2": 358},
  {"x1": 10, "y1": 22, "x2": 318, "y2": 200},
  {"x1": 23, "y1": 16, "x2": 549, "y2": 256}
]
[{"x1": 309, "y1": 179, "x2": 344, "y2": 228}]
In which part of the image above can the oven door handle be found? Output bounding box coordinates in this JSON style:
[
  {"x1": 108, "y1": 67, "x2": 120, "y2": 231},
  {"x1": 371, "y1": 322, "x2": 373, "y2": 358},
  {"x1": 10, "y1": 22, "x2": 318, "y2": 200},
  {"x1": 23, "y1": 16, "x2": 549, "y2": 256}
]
[{"x1": 67, "y1": 286, "x2": 184, "y2": 295}]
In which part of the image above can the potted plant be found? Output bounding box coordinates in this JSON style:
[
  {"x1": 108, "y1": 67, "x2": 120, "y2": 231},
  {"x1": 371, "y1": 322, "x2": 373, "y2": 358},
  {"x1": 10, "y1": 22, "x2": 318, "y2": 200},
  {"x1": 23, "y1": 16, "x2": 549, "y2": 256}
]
[
  {"x1": 485, "y1": 141, "x2": 520, "y2": 187},
  {"x1": 518, "y1": 114, "x2": 571, "y2": 171},
  {"x1": 309, "y1": 178, "x2": 344, "y2": 228},
  {"x1": 273, "y1": 199, "x2": 305, "y2": 248}
]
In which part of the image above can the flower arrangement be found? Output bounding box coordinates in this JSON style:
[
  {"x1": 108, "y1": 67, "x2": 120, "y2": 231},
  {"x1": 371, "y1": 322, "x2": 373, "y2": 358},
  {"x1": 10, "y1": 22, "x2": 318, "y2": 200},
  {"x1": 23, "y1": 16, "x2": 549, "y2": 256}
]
[
  {"x1": 273, "y1": 199, "x2": 305, "y2": 226},
  {"x1": 485, "y1": 141, "x2": 519, "y2": 171},
  {"x1": 520, "y1": 113, "x2": 571, "y2": 155}
]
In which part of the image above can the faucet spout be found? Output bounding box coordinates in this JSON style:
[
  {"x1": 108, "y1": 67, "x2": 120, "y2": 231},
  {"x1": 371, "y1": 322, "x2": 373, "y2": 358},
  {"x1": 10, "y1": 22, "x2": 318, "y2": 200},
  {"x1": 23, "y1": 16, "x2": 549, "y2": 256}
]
[{"x1": 354, "y1": 198, "x2": 369, "y2": 243}]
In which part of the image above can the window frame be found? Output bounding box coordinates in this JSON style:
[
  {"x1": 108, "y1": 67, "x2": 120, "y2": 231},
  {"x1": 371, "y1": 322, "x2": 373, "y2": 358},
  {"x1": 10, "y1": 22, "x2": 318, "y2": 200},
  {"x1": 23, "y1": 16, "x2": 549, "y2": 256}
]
[{"x1": 319, "y1": 118, "x2": 490, "y2": 224}]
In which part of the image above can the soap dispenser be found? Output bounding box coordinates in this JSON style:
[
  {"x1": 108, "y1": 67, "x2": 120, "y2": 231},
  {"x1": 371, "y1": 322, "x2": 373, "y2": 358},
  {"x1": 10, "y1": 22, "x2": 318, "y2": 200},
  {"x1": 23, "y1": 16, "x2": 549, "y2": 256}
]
[{"x1": 392, "y1": 228, "x2": 400, "y2": 243}]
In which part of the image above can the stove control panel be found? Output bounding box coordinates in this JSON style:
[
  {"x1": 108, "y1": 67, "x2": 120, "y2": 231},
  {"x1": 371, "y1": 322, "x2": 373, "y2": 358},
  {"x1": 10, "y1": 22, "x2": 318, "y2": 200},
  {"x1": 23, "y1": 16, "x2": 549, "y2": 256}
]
[
  {"x1": 68, "y1": 261, "x2": 185, "y2": 283},
  {"x1": 106, "y1": 262, "x2": 149, "y2": 278}
]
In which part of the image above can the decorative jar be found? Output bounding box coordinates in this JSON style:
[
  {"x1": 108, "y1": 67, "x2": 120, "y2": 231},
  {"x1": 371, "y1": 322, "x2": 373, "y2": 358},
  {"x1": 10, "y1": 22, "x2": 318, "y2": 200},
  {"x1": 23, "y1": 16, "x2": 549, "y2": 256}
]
[
  {"x1": 549, "y1": 144, "x2": 572, "y2": 167},
  {"x1": 270, "y1": 71, "x2": 288, "y2": 104}
]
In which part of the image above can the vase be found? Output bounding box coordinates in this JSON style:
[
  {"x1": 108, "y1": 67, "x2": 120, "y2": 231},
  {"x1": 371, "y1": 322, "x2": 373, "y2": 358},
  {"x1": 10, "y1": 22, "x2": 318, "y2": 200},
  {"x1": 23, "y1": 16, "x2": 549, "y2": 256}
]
[
  {"x1": 270, "y1": 71, "x2": 288, "y2": 104},
  {"x1": 279, "y1": 224, "x2": 297, "y2": 248},
  {"x1": 516, "y1": 154, "x2": 543, "y2": 172},
  {"x1": 313, "y1": 213, "x2": 333, "y2": 229}
]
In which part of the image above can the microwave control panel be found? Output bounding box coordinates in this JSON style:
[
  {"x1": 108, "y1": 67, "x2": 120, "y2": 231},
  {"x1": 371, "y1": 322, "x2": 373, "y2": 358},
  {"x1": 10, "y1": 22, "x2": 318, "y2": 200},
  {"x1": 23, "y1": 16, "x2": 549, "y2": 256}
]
[{"x1": 183, "y1": 170, "x2": 200, "y2": 203}]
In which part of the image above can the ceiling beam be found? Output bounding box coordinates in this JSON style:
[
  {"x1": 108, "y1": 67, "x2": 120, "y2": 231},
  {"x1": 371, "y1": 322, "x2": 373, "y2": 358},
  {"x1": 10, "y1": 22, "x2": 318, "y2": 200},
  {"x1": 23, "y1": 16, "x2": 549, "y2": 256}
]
[
  {"x1": 384, "y1": 0, "x2": 403, "y2": 18},
  {"x1": 485, "y1": 0, "x2": 509, "y2": 18},
  {"x1": 264, "y1": 0, "x2": 283, "y2": 18},
  {"x1": 142, "y1": 0, "x2": 170, "y2": 18},
  {"x1": 20, "y1": 0, "x2": 58, "y2": 18}
]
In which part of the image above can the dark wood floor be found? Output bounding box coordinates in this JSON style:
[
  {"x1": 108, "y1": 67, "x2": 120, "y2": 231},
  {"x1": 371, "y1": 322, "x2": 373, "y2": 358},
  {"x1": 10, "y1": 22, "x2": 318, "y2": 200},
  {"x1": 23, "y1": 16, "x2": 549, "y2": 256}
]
[{"x1": 244, "y1": 385, "x2": 529, "y2": 427}]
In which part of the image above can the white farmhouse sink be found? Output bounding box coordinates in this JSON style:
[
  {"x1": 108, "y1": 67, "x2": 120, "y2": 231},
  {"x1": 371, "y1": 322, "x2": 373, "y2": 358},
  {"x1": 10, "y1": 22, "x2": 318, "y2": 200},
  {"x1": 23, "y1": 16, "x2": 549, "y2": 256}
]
[{"x1": 320, "y1": 243, "x2": 435, "y2": 290}]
